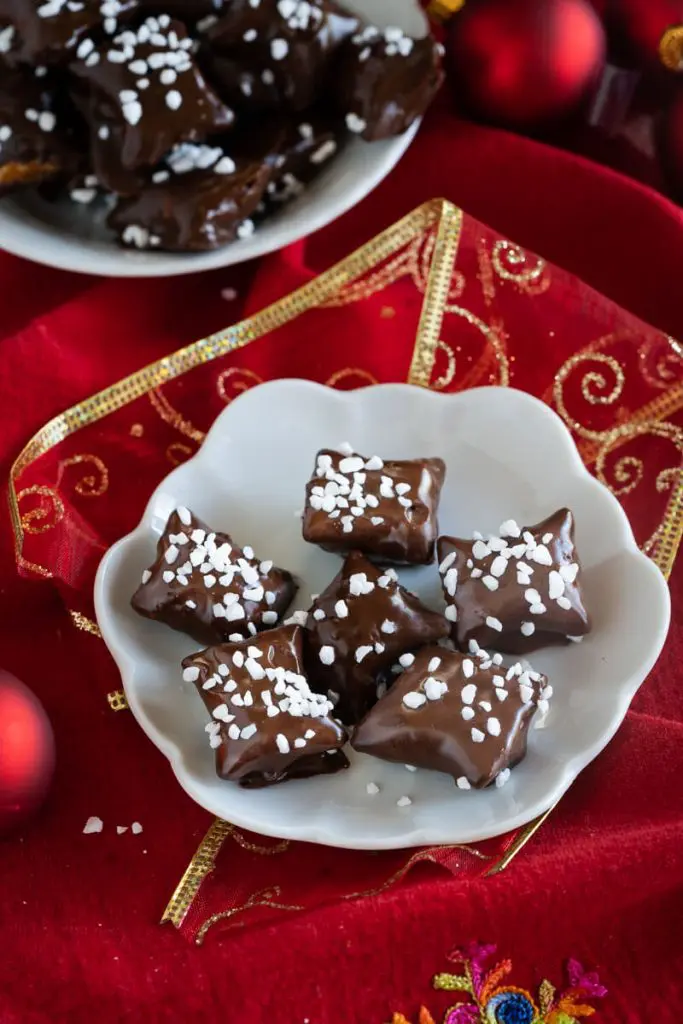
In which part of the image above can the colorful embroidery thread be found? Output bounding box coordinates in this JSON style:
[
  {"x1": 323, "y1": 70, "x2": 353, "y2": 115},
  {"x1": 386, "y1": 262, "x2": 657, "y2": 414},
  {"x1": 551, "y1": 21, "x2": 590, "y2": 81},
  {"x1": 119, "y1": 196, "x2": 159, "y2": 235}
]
[{"x1": 392, "y1": 943, "x2": 607, "y2": 1023}]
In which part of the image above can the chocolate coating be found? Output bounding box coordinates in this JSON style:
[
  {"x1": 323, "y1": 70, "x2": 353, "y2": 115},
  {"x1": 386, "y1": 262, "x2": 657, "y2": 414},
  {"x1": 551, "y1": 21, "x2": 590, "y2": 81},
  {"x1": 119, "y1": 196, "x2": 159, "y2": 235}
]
[
  {"x1": 305, "y1": 550, "x2": 449, "y2": 724},
  {"x1": 108, "y1": 127, "x2": 284, "y2": 249},
  {"x1": 302, "y1": 448, "x2": 445, "y2": 565},
  {"x1": 353, "y1": 645, "x2": 548, "y2": 789},
  {"x1": 0, "y1": 0, "x2": 140, "y2": 65},
  {"x1": 204, "y1": 0, "x2": 359, "y2": 114},
  {"x1": 334, "y1": 25, "x2": 444, "y2": 141},
  {"x1": 0, "y1": 66, "x2": 77, "y2": 195},
  {"x1": 264, "y1": 112, "x2": 343, "y2": 206},
  {"x1": 70, "y1": 15, "x2": 234, "y2": 171},
  {"x1": 437, "y1": 509, "x2": 591, "y2": 655},
  {"x1": 184, "y1": 623, "x2": 348, "y2": 787},
  {"x1": 131, "y1": 507, "x2": 297, "y2": 646}
]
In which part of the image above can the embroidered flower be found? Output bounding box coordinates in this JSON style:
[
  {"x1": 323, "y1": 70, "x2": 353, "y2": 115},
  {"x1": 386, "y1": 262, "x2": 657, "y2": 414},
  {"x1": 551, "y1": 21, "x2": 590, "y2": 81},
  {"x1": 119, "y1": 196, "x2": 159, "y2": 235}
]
[{"x1": 392, "y1": 943, "x2": 607, "y2": 1023}]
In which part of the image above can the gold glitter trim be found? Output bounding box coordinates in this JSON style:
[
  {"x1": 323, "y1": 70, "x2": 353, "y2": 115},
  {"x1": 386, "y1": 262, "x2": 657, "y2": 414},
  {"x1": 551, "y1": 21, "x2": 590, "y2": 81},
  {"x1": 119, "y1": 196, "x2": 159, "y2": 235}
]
[
  {"x1": 107, "y1": 690, "x2": 129, "y2": 712},
  {"x1": 484, "y1": 807, "x2": 555, "y2": 875},
  {"x1": 650, "y1": 473, "x2": 683, "y2": 580},
  {"x1": 195, "y1": 886, "x2": 305, "y2": 946},
  {"x1": 408, "y1": 207, "x2": 464, "y2": 386},
  {"x1": 161, "y1": 819, "x2": 233, "y2": 928},
  {"x1": 659, "y1": 25, "x2": 683, "y2": 70},
  {"x1": 69, "y1": 610, "x2": 102, "y2": 637},
  {"x1": 8, "y1": 198, "x2": 455, "y2": 573}
]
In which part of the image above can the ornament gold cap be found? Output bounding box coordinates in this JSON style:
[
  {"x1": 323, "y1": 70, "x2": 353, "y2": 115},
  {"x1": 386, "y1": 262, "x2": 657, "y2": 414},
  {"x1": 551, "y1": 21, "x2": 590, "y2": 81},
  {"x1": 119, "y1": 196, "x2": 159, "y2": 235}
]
[
  {"x1": 427, "y1": 0, "x2": 465, "y2": 22},
  {"x1": 659, "y1": 24, "x2": 683, "y2": 71}
]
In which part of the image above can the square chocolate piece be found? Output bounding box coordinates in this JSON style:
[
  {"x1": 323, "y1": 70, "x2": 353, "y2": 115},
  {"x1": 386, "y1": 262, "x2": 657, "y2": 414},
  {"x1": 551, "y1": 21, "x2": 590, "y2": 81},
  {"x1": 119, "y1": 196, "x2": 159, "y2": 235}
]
[
  {"x1": 302, "y1": 446, "x2": 446, "y2": 565},
  {"x1": 352, "y1": 645, "x2": 550, "y2": 789},
  {"x1": 305, "y1": 550, "x2": 449, "y2": 724},
  {"x1": 131, "y1": 507, "x2": 296, "y2": 646},
  {"x1": 437, "y1": 509, "x2": 591, "y2": 655},
  {"x1": 183, "y1": 623, "x2": 348, "y2": 787}
]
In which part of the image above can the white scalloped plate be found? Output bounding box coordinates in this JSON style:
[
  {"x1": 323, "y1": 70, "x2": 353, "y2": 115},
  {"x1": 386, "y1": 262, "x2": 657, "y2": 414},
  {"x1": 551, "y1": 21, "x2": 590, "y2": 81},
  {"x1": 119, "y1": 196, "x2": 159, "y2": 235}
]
[
  {"x1": 0, "y1": 0, "x2": 425, "y2": 277},
  {"x1": 94, "y1": 382, "x2": 670, "y2": 849}
]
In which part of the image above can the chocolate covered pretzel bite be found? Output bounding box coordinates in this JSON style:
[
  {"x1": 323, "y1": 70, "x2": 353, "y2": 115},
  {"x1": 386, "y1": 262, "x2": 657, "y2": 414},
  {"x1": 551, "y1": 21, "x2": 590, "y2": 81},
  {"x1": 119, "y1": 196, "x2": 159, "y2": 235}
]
[
  {"x1": 302, "y1": 445, "x2": 446, "y2": 565},
  {"x1": 305, "y1": 550, "x2": 449, "y2": 724},
  {"x1": 437, "y1": 509, "x2": 591, "y2": 655},
  {"x1": 184, "y1": 623, "x2": 348, "y2": 787},
  {"x1": 132, "y1": 507, "x2": 297, "y2": 645},
  {"x1": 353, "y1": 644, "x2": 550, "y2": 789}
]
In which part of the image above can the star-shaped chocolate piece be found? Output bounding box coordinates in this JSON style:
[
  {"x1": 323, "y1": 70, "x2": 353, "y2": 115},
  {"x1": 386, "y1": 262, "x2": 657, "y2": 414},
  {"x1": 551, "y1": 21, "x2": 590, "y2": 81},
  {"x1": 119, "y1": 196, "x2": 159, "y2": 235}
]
[
  {"x1": 131, "y1": 507, "x2": 297, "y2": 646},
  {"x1": 305, "y1": 550, "x2": 449, "y2": 724},
  {"x1": 437, "y1": 509, "x2": 591, "y2": 655},
  {"x1": 302, "y1": 446, "x2": 446, "y2": 565},
  {"x1": 334, "y1": 25, "x2": 444, "y2": 141},
  {"x1": 183, "y1": 624, "x2": 348, "y2": 787},
  {"x1": 353, "y1": 644, "x2": 550, "y2": 789},
  {"x1": 70, "y1": 14, "x2": 234, "y2": 171}
]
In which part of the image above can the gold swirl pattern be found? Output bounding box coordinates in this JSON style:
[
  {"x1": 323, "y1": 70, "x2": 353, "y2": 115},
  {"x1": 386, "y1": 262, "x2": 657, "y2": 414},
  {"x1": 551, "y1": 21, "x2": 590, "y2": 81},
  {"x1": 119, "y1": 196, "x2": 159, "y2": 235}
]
[
  {"x1": 148, "y1": 388, "x2": 206, "y2": 445},
  {"x1": 216, "y1": 366, "x2": 264, "y2": 403},
  {"x1": 638, "y1": 336, "x2": 683, "y2": 391},
  {"x1": 58, "y1": 454, "x2": 109, "y2": 498},
  {"x1": 17, "y1": 485, "x2": 65, "y2": 535},
  {"x1": 432, "y1": 340, "x2": 457, "y2": 391},
  {"x1": 491, "y1": 240, "x2": 549, "y2": 295},
  {"x1": 166, "y1": 442, "x2": 193, "y2": 466},
  {"x1": 325, "y1": 367, "x2": 378, "y2": 389},
  {"x1": 554, "y1": 351, "x2": 627, "y2": 442}
]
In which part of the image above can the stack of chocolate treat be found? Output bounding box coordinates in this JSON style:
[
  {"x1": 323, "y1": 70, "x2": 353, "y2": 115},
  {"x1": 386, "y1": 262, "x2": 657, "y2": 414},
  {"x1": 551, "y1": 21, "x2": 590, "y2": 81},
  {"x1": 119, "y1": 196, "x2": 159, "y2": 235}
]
[
  {"x1": 0, "y1": 0, "x2": 444, "y2": 251},
  {"x1": 132, "y1": 444, "x2": 590, "y2": 794}
]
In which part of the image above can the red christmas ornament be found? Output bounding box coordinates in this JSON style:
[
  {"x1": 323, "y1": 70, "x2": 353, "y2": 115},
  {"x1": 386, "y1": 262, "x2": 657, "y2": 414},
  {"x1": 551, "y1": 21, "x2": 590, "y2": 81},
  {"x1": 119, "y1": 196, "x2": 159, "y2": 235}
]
[
  {"x1": 0, "y1": 671, "x2": 55, "y2": 835},
  {"x1": 446, "y1": 0, "x2": 607, "y2": 129}
]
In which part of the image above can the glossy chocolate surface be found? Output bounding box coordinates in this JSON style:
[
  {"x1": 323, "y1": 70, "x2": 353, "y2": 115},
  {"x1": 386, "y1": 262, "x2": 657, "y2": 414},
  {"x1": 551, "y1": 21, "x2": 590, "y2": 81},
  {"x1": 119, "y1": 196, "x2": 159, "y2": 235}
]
[
  {"x1": 184, "y1": 623, "x2": 348, "y2": 787},
  {"x1": 204, "y1": 0, "x2": 359, "y2": 113},
  {"x1": 302, "y1": 448, "x2": 445, "y2": 565},
  {"x1": 305, "y1": 550, "x2": 449, "y2": 724},
  {"x1": 131, "y1": 507, "x2": 297, "y2": 646},
  {"x1": 109, "y1": 143, "x2": 273, "y2": 250},
  {"x1": 264, "y1": 112, "x2": 342, "y2": 206},
  {"x1": 70, "y1": 15, "x2": 234, "y2": 170},
  {"x1": 334, "y1": 25, "x2": 444, "y2": 141},
  {"x1": 353, "y1": 645, "x2": 548, "y2": 788},
  {"x1": 437, "y1": 509, "x2": 591, "y2": 655},
  {"x1": 0, "y1": 0, "x2": 140, "y2": 64},
  {"x1": 0, "y1": 65, "x2": 76, "y2": 194}
]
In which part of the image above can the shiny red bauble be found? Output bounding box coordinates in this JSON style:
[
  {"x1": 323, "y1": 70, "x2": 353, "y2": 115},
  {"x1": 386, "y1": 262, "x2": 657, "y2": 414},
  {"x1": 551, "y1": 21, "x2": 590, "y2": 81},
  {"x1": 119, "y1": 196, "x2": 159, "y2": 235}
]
[
  {"x1": 0, "y1": 671, "x2": 55, "y2": 835},
  {"x1": 446, "y1": 0, "x2": 607, "y2": 129}
]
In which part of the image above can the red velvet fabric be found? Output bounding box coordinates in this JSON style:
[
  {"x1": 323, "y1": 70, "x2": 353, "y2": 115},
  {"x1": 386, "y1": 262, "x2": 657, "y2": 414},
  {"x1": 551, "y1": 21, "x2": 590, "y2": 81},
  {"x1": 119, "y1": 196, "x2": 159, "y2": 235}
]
[{"x1": 1, "y1": 107, "x2": 682, "y2": 1021}]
